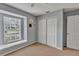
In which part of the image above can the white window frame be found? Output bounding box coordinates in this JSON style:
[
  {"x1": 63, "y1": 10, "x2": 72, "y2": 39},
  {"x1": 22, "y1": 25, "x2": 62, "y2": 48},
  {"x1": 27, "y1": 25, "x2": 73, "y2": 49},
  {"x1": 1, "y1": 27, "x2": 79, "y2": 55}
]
[{"x1": 0, "y1": 9, "x2": 27, "y2": 50}]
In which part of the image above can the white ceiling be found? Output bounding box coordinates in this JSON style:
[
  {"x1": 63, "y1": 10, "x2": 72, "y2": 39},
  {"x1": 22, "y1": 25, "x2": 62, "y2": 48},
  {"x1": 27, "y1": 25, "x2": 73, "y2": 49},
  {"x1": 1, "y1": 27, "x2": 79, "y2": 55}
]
[{"x1": 7, "y1": 3, "x2": 79, "y2": 16}]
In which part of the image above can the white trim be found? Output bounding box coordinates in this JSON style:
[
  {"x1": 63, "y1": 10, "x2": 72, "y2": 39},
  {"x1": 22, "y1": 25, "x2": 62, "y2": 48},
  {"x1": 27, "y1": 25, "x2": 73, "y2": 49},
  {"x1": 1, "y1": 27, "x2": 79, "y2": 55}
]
[
  {"x1": 0, "y1": 40, "x2": 27, "y2": 50},
  {"x1": 0, "y1": 9, "x2": 27, "y2": 51},
  {"x1": 0, "y1": 9, "x2": 25, "y2": 18},
  {"x1": 24, "y1": 16, "x2": 27, "y2": 42}
]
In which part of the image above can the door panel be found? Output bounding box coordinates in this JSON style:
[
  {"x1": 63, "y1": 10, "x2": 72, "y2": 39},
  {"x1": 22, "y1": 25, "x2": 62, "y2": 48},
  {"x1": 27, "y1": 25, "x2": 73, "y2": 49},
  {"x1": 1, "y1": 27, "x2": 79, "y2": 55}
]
[
  {"x1": 67, "y1": 15, "x2": 79, "y2": 50},
  {"x1": 38, "y1": 19, "x2": 46, "y2": 44},
  {"x1": 47, "y1": 17, "x2": 57, "y2": 48}
]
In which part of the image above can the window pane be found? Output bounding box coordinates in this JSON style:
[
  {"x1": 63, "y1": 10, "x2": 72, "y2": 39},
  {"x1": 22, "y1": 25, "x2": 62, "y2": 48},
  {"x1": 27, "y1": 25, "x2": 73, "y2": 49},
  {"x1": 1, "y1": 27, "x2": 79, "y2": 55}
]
[{"x1": 3, "y1": 16, "x2": 21, "y2": 44}]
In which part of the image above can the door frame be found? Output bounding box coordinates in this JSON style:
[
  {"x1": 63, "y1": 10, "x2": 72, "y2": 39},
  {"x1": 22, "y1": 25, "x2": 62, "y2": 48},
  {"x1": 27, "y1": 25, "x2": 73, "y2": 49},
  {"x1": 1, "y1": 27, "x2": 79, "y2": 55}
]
[{"x1": 65, "y1": 11, "x2": 79, "y2": 49}]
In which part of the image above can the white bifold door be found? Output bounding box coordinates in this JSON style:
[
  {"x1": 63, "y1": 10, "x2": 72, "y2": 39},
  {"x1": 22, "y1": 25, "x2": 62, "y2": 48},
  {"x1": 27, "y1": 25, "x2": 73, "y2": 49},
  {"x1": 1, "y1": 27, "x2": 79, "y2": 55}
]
[
  {"x1": 47, "y1": 17, "x2": 57, "y2": 48},
  {"x1": 67, "y1": 15, "x2": 79, "y2": 50},
  {"x1": 38, "y1": 18, "x2": 46, "y2": 44},
  {"x1": 38, "y1": 16, "x2": 57, "y2": 48}
]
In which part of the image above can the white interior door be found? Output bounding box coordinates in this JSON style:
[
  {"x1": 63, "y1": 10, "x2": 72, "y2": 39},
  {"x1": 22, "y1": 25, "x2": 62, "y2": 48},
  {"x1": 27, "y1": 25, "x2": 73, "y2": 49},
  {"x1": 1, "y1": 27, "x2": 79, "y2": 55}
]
[
  {"x1": 47, "y1": 17, "x2": 57, "y2": 48},
  {"x1": 38, "y1": 19, "x2": 46, "y2": 44},
  {"x1": 67, "y1": 15, "x2": 79, "y2": 50}
]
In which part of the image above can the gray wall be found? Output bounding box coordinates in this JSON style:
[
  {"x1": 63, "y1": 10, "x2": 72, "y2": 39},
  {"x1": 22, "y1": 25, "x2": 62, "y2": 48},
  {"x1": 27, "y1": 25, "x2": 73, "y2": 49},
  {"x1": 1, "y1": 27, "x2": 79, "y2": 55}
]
[
  {"x1": 0, "y1": 4, "x2": 37, "y2": 55},
  {"x1": 0, "y1": 14, "x2": 3, "y2": 45},
  {"x1": 37, "y1": 9, "x2": 64, "y2": 50}
]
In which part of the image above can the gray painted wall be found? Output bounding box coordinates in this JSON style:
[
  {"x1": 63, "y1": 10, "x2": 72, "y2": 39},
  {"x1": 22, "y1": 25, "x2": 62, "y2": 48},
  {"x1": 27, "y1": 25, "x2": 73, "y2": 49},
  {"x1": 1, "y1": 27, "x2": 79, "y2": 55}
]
[
  {"x1": 0, "y1": 14, "x2": 3, "y2": 45},
  {"x1": 37, "y1": 9, "x2": 64, "y2": 50},
  {"x1": 0, "y1": 4, "x2": 37, "y2": 55}
]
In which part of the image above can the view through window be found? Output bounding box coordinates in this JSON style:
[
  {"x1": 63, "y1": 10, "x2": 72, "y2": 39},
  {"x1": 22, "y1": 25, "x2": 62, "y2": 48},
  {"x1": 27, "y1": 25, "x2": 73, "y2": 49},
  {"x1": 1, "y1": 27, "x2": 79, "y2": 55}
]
[{"x1": 3, "y1": 16, "x2": 21, "y2": 44}]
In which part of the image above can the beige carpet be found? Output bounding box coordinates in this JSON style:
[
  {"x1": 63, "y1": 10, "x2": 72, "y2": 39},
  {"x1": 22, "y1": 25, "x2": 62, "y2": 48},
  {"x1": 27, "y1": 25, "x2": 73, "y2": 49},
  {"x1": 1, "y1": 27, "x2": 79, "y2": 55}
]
[{"x1": 6, "y1": 43, "x2": 79, "y2": 56}]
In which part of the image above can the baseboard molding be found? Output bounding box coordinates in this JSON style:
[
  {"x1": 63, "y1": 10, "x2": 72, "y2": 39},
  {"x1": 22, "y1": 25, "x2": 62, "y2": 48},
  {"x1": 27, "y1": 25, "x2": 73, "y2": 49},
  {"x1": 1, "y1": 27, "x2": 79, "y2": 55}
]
[
  {"x1": 37, "y1": 42, "x2": 47, "y2": 46},
  {"x1": 1, "y1": 41, "x2": 36, "y2": 56},
  {"x1": 37, "y1": 42, "x2": 62, "y2": 50}
]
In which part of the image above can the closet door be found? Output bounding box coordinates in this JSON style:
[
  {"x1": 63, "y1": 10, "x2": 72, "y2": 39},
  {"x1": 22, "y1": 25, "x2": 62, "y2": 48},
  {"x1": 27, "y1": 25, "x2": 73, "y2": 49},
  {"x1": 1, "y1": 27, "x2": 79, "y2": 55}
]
[
  {"x1": 67, "y1": 15, "x2": 79, "y2": 50},
  {"x1": 38, "y1": 18, "x2": 46, "y2": 44},
  {"x1": 47, "y1": 17, "x2": 57, "y2": 48}
]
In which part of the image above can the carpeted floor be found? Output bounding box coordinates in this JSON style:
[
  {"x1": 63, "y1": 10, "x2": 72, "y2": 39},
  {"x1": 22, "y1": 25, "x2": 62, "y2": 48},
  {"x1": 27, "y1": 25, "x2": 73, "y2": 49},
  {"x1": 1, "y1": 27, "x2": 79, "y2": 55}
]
[{"x1": 6, "y1": 43, "x2": 79, "y2": 56}]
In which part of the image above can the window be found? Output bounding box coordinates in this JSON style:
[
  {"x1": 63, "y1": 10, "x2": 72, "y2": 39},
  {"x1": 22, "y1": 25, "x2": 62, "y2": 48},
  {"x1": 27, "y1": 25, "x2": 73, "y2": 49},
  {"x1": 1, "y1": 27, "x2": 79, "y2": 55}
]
[
  {"x1": 0, "y1": 9, "x2": 27, "y2": 45},
  {"x1": 3, "y1": 16, "x2": 21, "y2": 44}
]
